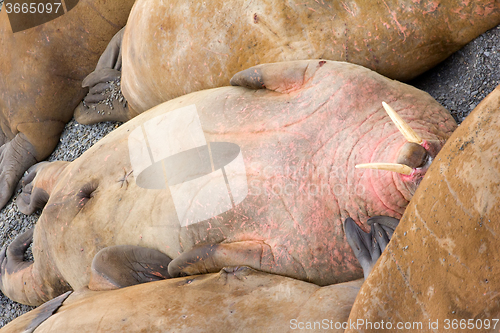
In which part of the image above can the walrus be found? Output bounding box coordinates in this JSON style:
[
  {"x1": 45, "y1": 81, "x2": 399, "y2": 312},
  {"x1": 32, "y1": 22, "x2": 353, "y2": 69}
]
[
  {"x1": 345, "y1": 85, "x2": 500, "y2": 332},
  {"x1": 0, "y1": 266, "x2": 363, "y2": 333},
  {"x1": 0, "y1": 60, "x2": 457, "y2": 306},
  {"x1": 0, "y1": 217, "x2": 398, "y2": 331},
  {"x1": 74, "y1": 0, "x2": 500, "y2": 124},
  {"x1": 0, "y1": 0, "x2": 135, "y2": 210}
]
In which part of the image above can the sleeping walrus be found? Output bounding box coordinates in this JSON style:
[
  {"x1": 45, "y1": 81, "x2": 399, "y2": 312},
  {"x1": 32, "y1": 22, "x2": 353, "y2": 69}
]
[
  {"x1": 346, "y1": 86, "x2": 500, "y2": 332},
  {"x1": 0, "y1": 60, "x2": 456, "y2": 306},
  {"x1": 0, "y1": 219, "x2": 397, "y2": 332},
  {"x1": 0, "y1": 0, "x2": 135, "y2": 210},
  {"x1": 0, "y1": 267, "x2": 362, "y2": 333},
  {"x1": 75, "y1": 0, "x2": 500, "y2": 124}
]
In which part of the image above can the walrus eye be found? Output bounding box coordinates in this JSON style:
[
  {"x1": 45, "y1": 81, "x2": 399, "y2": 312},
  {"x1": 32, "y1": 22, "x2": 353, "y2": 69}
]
[{"x1": 396, "y1": 142, "x2": 428, "y2": 169}]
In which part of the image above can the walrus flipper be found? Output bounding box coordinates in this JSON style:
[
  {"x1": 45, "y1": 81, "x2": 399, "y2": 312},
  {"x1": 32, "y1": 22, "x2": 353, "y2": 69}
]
[
  {"x1": 88, "y1": 245, "x2": 172, "y2": 291},
  {"x1": 0, "y1": 229, "x2": 64, "y2": 306},
  {"x1": 24, "y1": 291, "x2": 72, "y2": 333},
  {"x1": 74, "y1": 27, "x2": 131, "y2": 124},
  {"x1": 16, "y1": 161, "x2": 69, "y2": 215},
  {"x1": 366, "y1": 215, "x2": 399, "y2": 247},
  {"x1": 0, "y1": 290, "x2": 71, "y2": 333},
  {"x1": 230, "y1": 60, "x2": 328, "y2": 93},
  {"x1": 0, "y1": 133, "x2": 37, "y2": 210},
  {"x1": 344, "y1": 216, "x2": 399, "y2": 279},
  {"x1": 168, "y1": 241, "x2": 308, "y2": 281}
]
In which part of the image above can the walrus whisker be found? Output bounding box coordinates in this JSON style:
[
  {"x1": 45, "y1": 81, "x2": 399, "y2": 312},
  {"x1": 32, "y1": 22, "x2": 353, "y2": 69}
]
[
  {"x1": 355, "y1": 163, "x2": 413, "y2": 175},
  {"x1": 382, "y1": 102, "x2": 423, "y2": 145}
]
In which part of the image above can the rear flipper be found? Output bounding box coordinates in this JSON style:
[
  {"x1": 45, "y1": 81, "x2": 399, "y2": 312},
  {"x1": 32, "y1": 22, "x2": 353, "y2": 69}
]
[
  {"x1": 344, "y1": 216, "x2": 399, "y2": 279},
  {"x1": 0, "y1": 229, "x2": 67, "y2": 306},
  {"x1": 16, "y1": 161, "x2": 69, "y2": 215},
  {"x1": 74, "y1": 27, "x2": 132, "y2": 124},
  {"x1": 0, "y1": 291, "x2": 72, "y2": 333},
  {"x1": 88, "y1": 245, "x2": 172, "y2": 291},
  {"x1": 167, "y1": 241, "x2": 308, "y2": 281},
  {"x1": 0, "y1": 133, "x2": 37, "y2": 210}
]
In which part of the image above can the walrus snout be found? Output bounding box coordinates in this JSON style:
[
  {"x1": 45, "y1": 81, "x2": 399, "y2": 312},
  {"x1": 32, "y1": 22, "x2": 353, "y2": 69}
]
[
  {"x1": 355, "y1": 102, "x2": 429, "y2": 176},
  {"x1": 396, "y1": 142, "x2": 429, "y2": 169}
]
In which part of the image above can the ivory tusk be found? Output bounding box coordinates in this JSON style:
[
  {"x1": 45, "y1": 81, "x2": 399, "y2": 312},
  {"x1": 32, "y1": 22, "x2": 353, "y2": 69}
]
[
  {"x1": 382, "y1": 102, "x2": 423, "y2": 145},
  {"x1": 355, "y1": 163, "x2": 413, "y2": 175}
]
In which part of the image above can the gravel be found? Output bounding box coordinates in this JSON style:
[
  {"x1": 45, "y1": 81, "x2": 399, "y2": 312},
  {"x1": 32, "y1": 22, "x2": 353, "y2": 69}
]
[
  {"x1": 0, "y1": 8, "x2": 498, "y2": 326},
  {"x1": 410, "y1": 25, "x2": 500, "y2": 123}
]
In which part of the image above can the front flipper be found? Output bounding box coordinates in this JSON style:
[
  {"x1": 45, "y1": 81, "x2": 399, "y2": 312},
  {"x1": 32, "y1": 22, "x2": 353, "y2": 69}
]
[
  {"x1": 229, "y1": 60, "x2": 328, "y2": 94},
  {"x1": 168, "y1": 241, "x2": 308, "y2": 282},
  {"x1": 74, "y1": 27, "x2": 131, "y2": 124},
  {"x1": 344, "y1": 216, "x2": 399, "y2": 279},
  {"x1": 16, "y1": 161, "x2": 69, "y2": 215},
  {"x1": 88, "y1": 245, "x2": 172, "y2": 291},
  {"x1": 0, "y1": 133, "x2": 37, "y2": 210}
]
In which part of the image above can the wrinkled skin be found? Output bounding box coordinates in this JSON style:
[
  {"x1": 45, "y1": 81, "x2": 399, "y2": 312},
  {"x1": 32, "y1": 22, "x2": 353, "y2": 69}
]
[
  {"x1": 115, "y1": 0, "x2": 500, "y2": 116},
  {"x1": 0, "y1": 0, "x2": 135, "y2": 209},
  {"x1": 347, "y1": 85, "x2": 500, "y2": 332},
  {"x1": 1, "y1": 60, "x2": 456, "y2": 305},
  {"x1": 0, "y1": 267, "x2": 362, "y2": 333}
]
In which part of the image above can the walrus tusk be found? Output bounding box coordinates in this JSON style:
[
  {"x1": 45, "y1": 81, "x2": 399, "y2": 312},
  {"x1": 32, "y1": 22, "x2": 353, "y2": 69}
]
[
  {"x1": 382, "y1": 102, "x2": 423, "y2": 145},
  {"x1": 355, "y1": 163, "x2": 413, "y2": 175}
]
